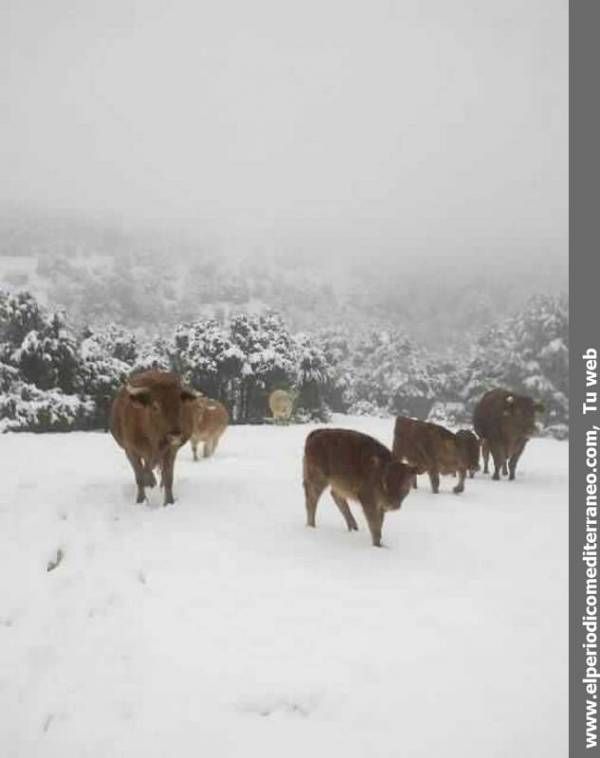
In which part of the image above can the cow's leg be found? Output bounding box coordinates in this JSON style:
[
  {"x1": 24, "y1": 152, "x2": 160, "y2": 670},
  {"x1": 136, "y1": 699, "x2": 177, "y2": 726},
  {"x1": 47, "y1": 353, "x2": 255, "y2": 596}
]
[
  {"x1": 161, "y1": 448, "x2": 178, "y2": 506},
  {"x1": 453, "y1": 468, "x2": 466, "y2": 494},
  {"x1": 142, "y1": 459, "x2": 156, "y2": 488},
  {"x1": 330, "y1": 489, "x2": 359, "y2": 531},
  {"x1": 412, "y1": 474, "x2": 418, "y2": 489},
  {"x1": 490, "y1": 444, "x2": 506, "y2": 481},
  {"x1": 508, "y1": 439, "x2": 528, "y2": 481},
  {"x1": 203, "y1": 441, "x2": 211, "y2": 458},
  {"x1": 361, "y1": 501, "x2": 384, "y2": 547},
  {"x1": 468, "y1": 468, "x2": 475, "y2": 479},
  {"x1": 191, "y1": 439, "x2": 199, "y2": 461},
  {"x1": 482, "y1": 440, "x2": 490, "y2": 474},
  {"x1": 428, "y1": 469, "x2": 440, "y2": 494},
  {"x1": 304, "y1": 475, "x2": 326, "y2": 528},
  {"x1": 126, "y1": 451, "x2": 146, "y2": 504}
]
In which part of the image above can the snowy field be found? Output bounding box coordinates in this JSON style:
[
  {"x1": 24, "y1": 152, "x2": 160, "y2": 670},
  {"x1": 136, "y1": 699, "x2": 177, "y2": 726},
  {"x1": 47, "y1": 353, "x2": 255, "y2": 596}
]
[{"x1": 0, "y1": 415, "x2": 566, "y2": 758}]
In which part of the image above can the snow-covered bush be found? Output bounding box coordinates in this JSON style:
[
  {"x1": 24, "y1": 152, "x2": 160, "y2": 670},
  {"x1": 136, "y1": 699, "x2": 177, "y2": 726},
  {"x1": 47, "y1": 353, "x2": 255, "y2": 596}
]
[
  {"x1": 0, "y1": 289, "x2": 569, "y2": 436},
  {"x1": 0, "y1": 382, "x2": 95, "y2": 433},
  {"x1": 427, "y1": 402, "x2": 470, "y2": 429},
  {"x1": 132, "y1": 337, "x2": 171, "y2": 373},
  {"x1": 0, "y1": 289, "x2": 46, "y2": 348},
  {"x1": 347, "y1": 399, "x2": 391, "y2": 418},
  {"x1": 77, "y1": 330, "x2": 133, "y2": 428},
  {"x1": 462, "y1": 294, "x2": 568, "y2": 434}
]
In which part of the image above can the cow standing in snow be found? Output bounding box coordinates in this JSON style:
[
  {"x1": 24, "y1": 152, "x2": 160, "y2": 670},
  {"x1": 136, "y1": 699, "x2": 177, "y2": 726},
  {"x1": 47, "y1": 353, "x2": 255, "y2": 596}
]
[
  {"x1": 303, "y1": 428, "x2": 416, "y2": 547},
  {"x1": 269, "y1": 389, "x2": 294, "y2": 423},
  {"x1": 392, "y1": 417, "x2": 479, "y2": 494},
  {"x1": 473, "y1": 388, "x2": 544, "y2": 481},
  {"x1": 110, "y1": 370, "x2": 198, "y2": 505},
  {"x1": 190, "y1": 397, "x2": 229, "y2": 460}
]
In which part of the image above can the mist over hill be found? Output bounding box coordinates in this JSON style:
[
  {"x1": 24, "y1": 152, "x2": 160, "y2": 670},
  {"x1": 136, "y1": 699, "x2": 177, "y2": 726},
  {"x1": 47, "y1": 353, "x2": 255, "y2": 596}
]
[{"x1": 0, "y1": 212, "x2": 566, "y2": 349}]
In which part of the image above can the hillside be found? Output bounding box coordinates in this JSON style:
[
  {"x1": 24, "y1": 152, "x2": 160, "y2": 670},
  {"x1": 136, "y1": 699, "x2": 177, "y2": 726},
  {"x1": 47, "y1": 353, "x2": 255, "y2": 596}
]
[{"x1": 0, "y1": 214, "x2": 566, "y2": 347}]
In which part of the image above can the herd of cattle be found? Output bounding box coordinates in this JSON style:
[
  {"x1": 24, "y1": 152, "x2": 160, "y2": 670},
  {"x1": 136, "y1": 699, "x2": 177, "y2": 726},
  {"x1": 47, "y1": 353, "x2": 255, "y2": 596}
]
[{"x1": 110, "y1": 369, "x2": 545, "y2": 546}]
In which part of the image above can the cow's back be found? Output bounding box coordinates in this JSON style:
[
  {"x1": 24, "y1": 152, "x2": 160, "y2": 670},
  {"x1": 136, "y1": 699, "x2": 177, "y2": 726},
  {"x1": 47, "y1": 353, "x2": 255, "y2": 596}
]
[{"x1": 305, "y1": 428, "x2": 391, "y2": 486}]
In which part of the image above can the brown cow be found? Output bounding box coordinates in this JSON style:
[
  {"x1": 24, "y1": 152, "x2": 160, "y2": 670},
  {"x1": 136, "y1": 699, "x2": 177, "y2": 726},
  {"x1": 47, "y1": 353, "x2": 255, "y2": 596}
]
[
  {"x1": 190, "y1": 398, "x2": 229, "y2": 460},
  {"x1": 392, "y1": 417, "x2": 479, "y2": 494},
  {"x1": 110, "y1": 370, "x2": 198, "y2": 505},
  {"x1": 473, "y1": 388, "x2": 544, "y2": 481},
  {"x1": 303, "y1": 428, "x2": 416, "y2": 547}
]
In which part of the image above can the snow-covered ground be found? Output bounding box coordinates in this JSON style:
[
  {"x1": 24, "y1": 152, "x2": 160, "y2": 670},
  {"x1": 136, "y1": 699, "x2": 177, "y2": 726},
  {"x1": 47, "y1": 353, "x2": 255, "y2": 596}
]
[{"x1": 0, "y1": 415, "x2": 567, "y2": 757}]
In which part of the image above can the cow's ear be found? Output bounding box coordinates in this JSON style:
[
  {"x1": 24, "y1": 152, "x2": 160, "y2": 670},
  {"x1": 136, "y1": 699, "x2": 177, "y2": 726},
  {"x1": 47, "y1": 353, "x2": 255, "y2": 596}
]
[
  {"x1": 534, "y1": 401, "x2": 545, "y2": 413},
  {"x1": 181, "y1": 387, "x2": 199, "y2": 403}
]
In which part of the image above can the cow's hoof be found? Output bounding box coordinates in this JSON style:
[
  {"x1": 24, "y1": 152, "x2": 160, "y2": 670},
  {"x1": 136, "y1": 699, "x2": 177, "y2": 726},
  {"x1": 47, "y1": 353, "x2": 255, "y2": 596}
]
[{"x1": 452, "y1": 487, "x2": 464, "y2": 494}]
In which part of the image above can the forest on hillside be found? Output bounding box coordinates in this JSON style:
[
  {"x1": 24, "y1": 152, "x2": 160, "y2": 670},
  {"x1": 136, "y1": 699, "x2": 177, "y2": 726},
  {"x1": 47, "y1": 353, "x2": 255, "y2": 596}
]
[
  {"x1": 0, "y1": 214, "x2": 566, "y2": 348},
  {"x1": 0, "y1": 289, "x2": 568, "y2": 438}
]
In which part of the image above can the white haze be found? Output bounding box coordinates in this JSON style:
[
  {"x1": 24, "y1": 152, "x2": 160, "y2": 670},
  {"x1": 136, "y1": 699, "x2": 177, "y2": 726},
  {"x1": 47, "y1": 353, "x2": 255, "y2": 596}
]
[{"x1": 2, "y1": 0, "x2": 567, "y2": 270}]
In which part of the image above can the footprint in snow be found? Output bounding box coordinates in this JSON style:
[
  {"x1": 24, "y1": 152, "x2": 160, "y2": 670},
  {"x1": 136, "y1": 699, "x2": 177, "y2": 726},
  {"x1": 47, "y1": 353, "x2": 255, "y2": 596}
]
[
  {"x1": 46, "y1": 548, "x2": 64, "y2": 572},
  {"x1": 237, "y1": 695, "x2": 316, "y2": 718}
]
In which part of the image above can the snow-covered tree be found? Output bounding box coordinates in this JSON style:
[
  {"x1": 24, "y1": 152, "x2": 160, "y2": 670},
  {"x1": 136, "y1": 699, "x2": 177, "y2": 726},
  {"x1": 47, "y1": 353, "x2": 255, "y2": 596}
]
[{"x1": 11, "y1": 310, "x2": 80, "y2": 394}]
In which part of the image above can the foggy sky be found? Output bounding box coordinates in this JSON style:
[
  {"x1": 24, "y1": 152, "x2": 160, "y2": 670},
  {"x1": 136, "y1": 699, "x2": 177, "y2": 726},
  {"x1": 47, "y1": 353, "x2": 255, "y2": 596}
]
[{"x1": 2, "y1": 0, "x2": 567, "y2": 260}]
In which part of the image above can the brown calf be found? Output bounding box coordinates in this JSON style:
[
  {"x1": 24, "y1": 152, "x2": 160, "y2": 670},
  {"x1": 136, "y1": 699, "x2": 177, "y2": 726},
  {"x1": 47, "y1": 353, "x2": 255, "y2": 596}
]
[
  {"x1": 303, "y1": 428, "x2": 416, "y2": 547},
  {"x1": 392, "y1": 417, "x2": 479, "y2": 494},
  {"x1": 110, "y1": 370, "x2": 198, "y2": 505},
  {"x1": 190, "y1": 398, "x2": 229, "y2": 460}
]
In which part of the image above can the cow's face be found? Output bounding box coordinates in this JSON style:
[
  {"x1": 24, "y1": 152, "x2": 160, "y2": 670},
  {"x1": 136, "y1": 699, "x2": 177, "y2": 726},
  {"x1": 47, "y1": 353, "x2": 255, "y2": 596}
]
[
  {"x1": 503, "y1": 394, "x2": 544, "y2": 436},
  {"x1": 126, "y1": 380, "x2": 198, "y2": 446},
  {"x1": 381, "y1": 460, "x2": 417, "y2": 511}
]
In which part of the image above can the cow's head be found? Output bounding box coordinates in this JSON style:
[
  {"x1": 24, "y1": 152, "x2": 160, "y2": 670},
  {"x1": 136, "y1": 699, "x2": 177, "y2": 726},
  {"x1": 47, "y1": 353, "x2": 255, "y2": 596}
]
[
  {"x1": 126, "y1": 372, "x2": 199, "y2": 446},
  {"x1": 502, "y1": 393, "x2": 544, "y2": 436},
  {"x1": 456, "y1": 429, "x2": 481, "y2": 473},
  {"x1": 379, "y1": 460, "x2": 418, "y2": 511}
]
